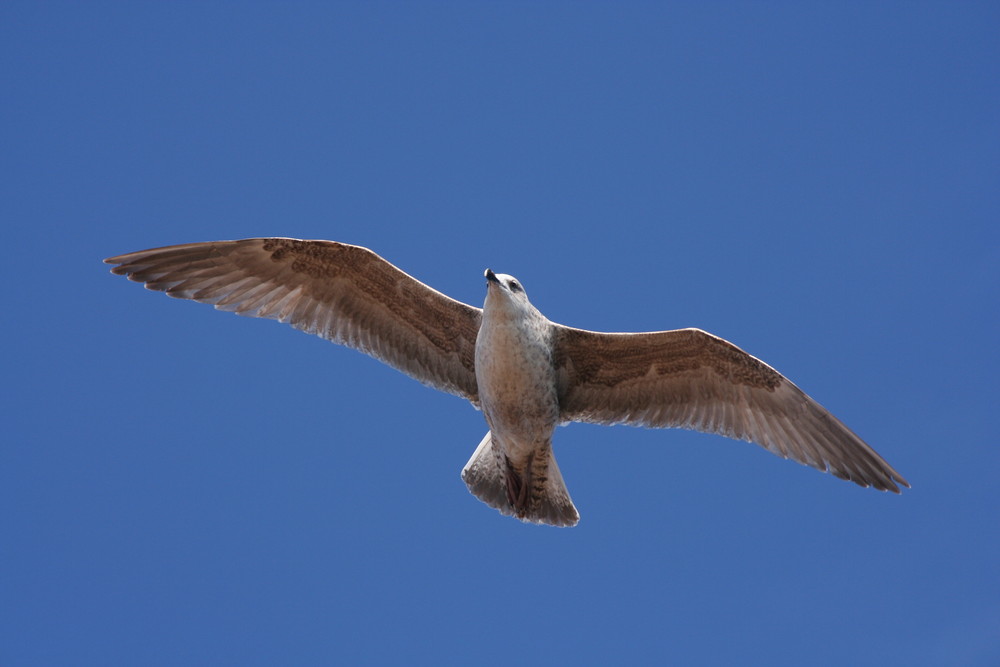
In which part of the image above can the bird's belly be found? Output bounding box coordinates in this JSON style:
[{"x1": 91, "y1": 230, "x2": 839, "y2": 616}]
[{"x1": 475, "y1": 325, "x2": 559, "y2": 457}]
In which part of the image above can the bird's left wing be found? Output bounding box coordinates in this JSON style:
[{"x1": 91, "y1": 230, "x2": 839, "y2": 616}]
[
  {"x1": 553, "y1": 325, "x2": 908, "y2": 492},
  {"x1": 106, "y1": 238, "x2": 482, "y2": 402}
]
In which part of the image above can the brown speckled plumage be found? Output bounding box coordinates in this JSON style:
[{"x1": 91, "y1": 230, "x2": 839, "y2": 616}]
[
  {"x1": 108, "y1": 238, "x2": 481, "y2": 401},
  {"x1": 106, "y1": 238, "x2": 909, "y2": 527}
]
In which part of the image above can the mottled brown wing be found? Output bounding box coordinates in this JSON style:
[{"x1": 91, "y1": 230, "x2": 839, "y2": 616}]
[
  {"x1": 553, "y1": 326, "x2": 908, "y2": 492},
  {"x1": 106, "y1": 238, "x2": 482, "y2": 402}
]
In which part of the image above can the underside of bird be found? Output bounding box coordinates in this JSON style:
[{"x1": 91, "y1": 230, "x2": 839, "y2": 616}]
[
  {"x1": 105, "y1": 238, "x2": 909, "y2": 528},
  {"x1": 461, "y1": 432, "x2": 580, "y2": 527}
]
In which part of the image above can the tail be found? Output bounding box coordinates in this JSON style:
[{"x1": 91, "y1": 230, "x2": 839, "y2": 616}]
[{"x1": 461, "y1": 432, "x2": 580, "y2": 527}]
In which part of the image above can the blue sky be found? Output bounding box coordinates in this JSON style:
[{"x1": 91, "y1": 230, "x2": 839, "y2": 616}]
[{"x1": 3, "y1": 2, "x2": 998, "y2": 665}]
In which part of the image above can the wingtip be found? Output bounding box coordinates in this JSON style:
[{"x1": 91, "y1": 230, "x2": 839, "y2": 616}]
[
  {"x1": 870, "y1": 474, "x2": 910, "y2": 494},
  {"x1": 105, "y1": 262, "x2": 131, "y2": 277},
  {"x1": 883, "y1": 466, "x2": 911, "y2": 493},
  {"x1": 104, "y1": 255, "x2": 128, "y2": 271}
]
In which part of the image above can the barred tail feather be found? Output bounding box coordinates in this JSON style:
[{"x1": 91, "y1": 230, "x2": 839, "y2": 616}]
[{"x1": 461, "y1": 431, "x2": 580, "y2": 527}]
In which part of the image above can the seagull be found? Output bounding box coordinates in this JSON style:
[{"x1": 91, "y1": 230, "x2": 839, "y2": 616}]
[{"x1": 105, "y1": 238, "x2": 908, "y2": 526}]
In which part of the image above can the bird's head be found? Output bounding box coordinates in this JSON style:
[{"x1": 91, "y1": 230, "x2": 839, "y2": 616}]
[{"x1": 483, "y1": 268, "x2": 537, "y2": 318}]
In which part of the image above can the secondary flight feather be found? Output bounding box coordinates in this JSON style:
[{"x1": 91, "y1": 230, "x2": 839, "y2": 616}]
[{"x1": 106, "y1": 238, "x2": 908, "y2": 526}]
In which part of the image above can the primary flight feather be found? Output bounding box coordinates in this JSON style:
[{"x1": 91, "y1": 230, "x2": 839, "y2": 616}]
[{"x1": 106, "y1": 238, "x2": 908, "y2": 526}]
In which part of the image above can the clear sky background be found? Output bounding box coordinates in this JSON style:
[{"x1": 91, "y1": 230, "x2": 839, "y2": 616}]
[{"x1": 3, "y1": 2, "x2": 997, "y2": 665}]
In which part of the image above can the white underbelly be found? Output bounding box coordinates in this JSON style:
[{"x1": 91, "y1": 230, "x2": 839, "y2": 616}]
[{"x1": 475, "y1": 323, "x2": 559, "y2": 455}]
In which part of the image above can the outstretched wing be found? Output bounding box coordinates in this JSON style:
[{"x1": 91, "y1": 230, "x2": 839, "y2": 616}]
[
  {"x1": 553, "y1": 325, "x2": 908, "y2": 492},
  {"x1": 106, "y1": 238, "x2": 482, "y2": 402}
]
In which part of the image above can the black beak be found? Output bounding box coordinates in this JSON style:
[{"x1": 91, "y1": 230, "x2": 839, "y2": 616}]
[{"x1": 485, "y1": 269, "x2": 500, "y2": 284}]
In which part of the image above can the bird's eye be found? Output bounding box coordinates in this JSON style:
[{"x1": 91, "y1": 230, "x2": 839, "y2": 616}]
[{"x1": 508, "y1": 280, "x2": 521, "y2": 292}]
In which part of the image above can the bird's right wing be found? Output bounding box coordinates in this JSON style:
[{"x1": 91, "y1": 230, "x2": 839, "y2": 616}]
[
  {"x1": 553, "y1": 325, "x2": 908, "y2": 492},
  {"x1": 106, "y1": 238, "x2": 482, "y2": 403}
]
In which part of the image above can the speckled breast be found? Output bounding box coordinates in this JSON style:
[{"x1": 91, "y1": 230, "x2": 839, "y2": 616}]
[{"x1": 474, "y1": 318, "x2": 560, "y2": 454}]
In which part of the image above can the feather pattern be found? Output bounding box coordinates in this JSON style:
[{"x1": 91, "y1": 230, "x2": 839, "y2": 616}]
[
  {"x1": 553, "y1": 326, "x2": 908, "y2": 492},
  {"x1": 105, "y1": 238, "x2": 482, "y2": 402},
  {"x1": 106, "y1": 238, "x2": 909, "y2": 526}
]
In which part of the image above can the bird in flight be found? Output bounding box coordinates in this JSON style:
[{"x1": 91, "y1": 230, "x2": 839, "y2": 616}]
[{"x1": 106, "y1": 238, "x2": 908, "y2": 526}]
